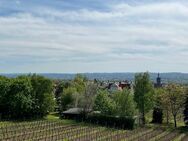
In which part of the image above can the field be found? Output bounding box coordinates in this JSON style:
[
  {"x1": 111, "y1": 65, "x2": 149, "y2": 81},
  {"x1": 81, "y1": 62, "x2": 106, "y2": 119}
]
[{"x1": 0, "y1": 118, "x2": 188, "y2": 141}]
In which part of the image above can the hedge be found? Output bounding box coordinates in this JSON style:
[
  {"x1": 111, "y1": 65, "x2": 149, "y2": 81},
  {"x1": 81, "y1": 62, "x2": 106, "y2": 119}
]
[{"x1": 62, "y1": 114, "x2": 135, "y2": 130}]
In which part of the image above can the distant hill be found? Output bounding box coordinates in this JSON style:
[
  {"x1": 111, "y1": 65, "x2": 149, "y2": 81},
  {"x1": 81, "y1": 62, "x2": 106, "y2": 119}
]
[{"x1": 1, "y1": 72, "x2": 188, "y2": 84}]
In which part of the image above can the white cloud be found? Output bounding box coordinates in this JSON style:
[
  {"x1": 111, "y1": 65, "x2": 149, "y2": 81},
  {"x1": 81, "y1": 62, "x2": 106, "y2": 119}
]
[{"x1": 1, "y1": 1, "x2": 188, "y2": 72}]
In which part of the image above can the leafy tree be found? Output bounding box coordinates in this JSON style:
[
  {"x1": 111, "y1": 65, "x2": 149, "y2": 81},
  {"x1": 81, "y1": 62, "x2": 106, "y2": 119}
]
[
  {"x1": 0, "y1": 75, "x2": 55, "y2": 119},
  {"x1": 134, "y1": 72, "x2": 154, "y2": 125},
  {"x1": 0, "y1": 77, "x2": 11, "y2": 119},
  {"x1": 93, "y1": 90, "x2": 115, "y2": 115},
  {"x1": 155, "y1": 88, "x2": 171, "y2": 124},
  {"x1": 30, "y1": 74, "x2": 55, "y2": 117},
  {"x1": 55, "y1": 80, "x2": 72, "y2": 98},
  {"x1": 152, "y1": 88, "x2": 164, "y2": 124},
  {"x1": 166, "y1": 84, "x2": 186, "y2": 128},
  {"x1": 113, "y1": 89, "x2": 136, "y2": 117},
  {"x1": 55, "y1": 80, "x2": 72, "y2": 112},
  {"x1": 80, "y1": 82, "x2": 98, "y2": 116},
  {"x1": 73, "y1": 74, "x2": 86, "y2": 107},
  {"x1": 61, "y1": 87, "x2": 75, "y2": 111},
  {"x1": 184, "y1": 88, "x2": 188, "y2": 126},
  {"x1": 59, "y1": 75, "x2": 89, "y2": 113},
  {"x1": 6, "y1": 77, "x2": 33, "y2": 119}
]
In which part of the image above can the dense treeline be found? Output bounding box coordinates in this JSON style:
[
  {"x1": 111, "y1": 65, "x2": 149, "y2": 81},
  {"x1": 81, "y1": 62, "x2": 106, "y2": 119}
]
[
  {"x1": 0, "y1": 75, "x2": 55, "y2": 119},
  {"x1": 57, "y1": 73, "x2": 188, "y2": 128},
  {"x1": 0, "y1": 72, "x2": 188, "y2": 128},
  {"x1": 54, "y1": 74, "x2": 136, "y2": 129},
  {"x1": 55, "y1": 74, "x2": 136, "y2": 118}
]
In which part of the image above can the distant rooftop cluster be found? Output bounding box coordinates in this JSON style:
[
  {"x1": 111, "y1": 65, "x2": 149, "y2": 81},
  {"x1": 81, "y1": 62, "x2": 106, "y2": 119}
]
[
  {"x1": 94, "y1": 73, "x2": 164, "y2": 93},
  {"x1": 99, "y1": 80, "x2": 132, "y2": 93}
]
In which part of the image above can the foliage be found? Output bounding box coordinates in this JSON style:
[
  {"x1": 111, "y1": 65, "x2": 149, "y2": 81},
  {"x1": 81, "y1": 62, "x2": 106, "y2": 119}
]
[
  {"x1": 0, "y1": 75, "x2": 55, "y2": 119},
  {"x1": 61, "y1": 87, "x2": 75, "y2": 111},
  {"x1": 79, "y1": 82, "x2": 98, "y2": 115},
  {"x1": 113, "y1": 89, "x2": 136, "y2": 117},
  {"x1": 155, "y1": 87, "x2": 171, "y2": 124},
  {"x1": 184, "y1": 88, "x2": 188, "y2": 126},
  {"x1": 151, "y1": 88, "x2": 165, "y2": 124},
  {"x1": 134, "y1": 72, "x2": 154, "y2": 125},
  {"x1": 0, "y1": 77, "x2": 10, "y2": 119},
  {"x1": 152, "y1": 107, "x2": 163, "y2": 124},
  {"x1": 72, "y1": 74, "x2": 86, "y2": 108},
  {"x1": 85, "y1": 114, "x2": 135, "y2": 129},
  {"x1": 93, "y1": 90, "x2": 115, "y2": 115},
  {"x1": 165, "y1": 83, "x2": 186, "y2": 128},
  {"x1": 30, "y1": 75, "x2": 55, "y2": 117},
  {"x1": 0, "y1": 77, "x2": 33, "y2": 119},
  {"x1": 54, "y1": 80, "x2": 72, "y2": 112}
]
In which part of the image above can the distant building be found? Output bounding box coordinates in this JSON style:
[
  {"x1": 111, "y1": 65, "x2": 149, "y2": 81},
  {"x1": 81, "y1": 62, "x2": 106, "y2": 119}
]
[
  {"x1": 154, "y1": 73, "x2": 163, "y2": 88},
  {"x1": 98, "y1": 79, "x2": 132, "y2": 93},
  {"x1": 108, "y1": 82, "x2": 122, "y2": 92},
  {"x1": 119, "y1": 81, "x2": 131, "y2": 90}
]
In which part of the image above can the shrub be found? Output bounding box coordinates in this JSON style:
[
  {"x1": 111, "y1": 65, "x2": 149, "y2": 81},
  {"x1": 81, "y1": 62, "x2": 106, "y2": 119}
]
[
  {"x1": 152, "y1": 107, "x2": 163, "y2": 124},
  {"x1": 74, "y1": 114, "x2": 135, "y2": 130}
]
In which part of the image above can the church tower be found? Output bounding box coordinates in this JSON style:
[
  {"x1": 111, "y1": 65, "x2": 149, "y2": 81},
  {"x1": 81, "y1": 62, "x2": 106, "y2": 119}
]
[{"x1": 155, "y1": 73, "x2": 162, "y2": 88}]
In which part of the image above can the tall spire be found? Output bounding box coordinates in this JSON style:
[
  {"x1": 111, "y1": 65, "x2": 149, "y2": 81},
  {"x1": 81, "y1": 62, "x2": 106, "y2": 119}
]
[{"x1": 156, "y1": 73, "x2": 161, "y2": 87}]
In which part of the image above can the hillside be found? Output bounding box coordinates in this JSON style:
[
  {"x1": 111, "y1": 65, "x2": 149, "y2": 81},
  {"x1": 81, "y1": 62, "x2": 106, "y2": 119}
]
[{"x1": 1, "y1": 73, "x2": 188, "y2": 84}]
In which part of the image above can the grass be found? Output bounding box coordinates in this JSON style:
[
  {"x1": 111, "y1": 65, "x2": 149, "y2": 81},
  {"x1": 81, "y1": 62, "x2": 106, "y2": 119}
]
[
  {"x1": 0, "y1": 112, "x2": 76, "y2": 128},
  {"x1": 45, "y1": 113, "x2": 60, "y2": 120},
  {"x1": 172, "y1": 133, "x2": 186, "y2": 141}
]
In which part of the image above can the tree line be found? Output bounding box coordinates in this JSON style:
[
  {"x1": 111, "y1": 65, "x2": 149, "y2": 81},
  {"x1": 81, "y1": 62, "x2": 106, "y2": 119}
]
[
  {"x1": 0, "y1": 73, "x2": 187, "y2": 128},
  {"x1": 0, "y1": 75, "x2": 55, "y2": 119},
  {"x1": 56, "y1": 73, "x2": 188, "y2": 128}
]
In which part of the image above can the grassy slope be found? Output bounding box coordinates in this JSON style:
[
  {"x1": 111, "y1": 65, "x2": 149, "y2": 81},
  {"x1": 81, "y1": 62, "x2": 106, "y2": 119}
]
[{"x1": 0, "y1": 112, "x2": 76, "y2": 127}]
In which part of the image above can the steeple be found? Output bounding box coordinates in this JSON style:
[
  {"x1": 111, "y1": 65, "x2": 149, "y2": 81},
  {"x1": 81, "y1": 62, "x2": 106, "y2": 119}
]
[{"x1": 156, "y1": 73, "x2": 161, "y2": 87}]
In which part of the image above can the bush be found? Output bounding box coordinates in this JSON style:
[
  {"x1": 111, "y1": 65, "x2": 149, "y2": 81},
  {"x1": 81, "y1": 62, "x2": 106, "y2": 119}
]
[
  {"x1": 152, "y1": 107, "x2": 163, "y2": 124},
  {"x1": 184, "y1": 92, "x2": 188, "y2": 126},
  {"x1": 74, "y1": 114, "x2": 135, "y2": 130}
]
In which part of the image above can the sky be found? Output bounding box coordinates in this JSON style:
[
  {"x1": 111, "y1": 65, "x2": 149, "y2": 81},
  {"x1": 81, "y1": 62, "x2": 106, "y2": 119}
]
[{"x1": 1, "y1": 0, "x2": 188, "y2": 73}]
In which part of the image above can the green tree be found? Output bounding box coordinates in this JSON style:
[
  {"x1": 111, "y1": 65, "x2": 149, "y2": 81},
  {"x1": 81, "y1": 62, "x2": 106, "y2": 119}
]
[
  {"x1": 0, "y1": 77, "x2": 11, "y2": 119},
  {"x1": 61, "y1": 87, "x2": 75, "y2": 111},
  {"x1": 30, "y1": 74, "x2": 55, "y2": 117},
  {"x1": 134, "y1": 72, "x2": 154, "y2": 125},
  {"x1": 184, "y1": 88, "x2": 188, "y2": 126},
  {"x1": 93, "y1": 90, "x2": 115, "y2": 115},
  {"x1": 55, "y1": 80, "x2": 72, "y2": 112},
  {"x1": 113, "y1": 89, "x2": 136, "y2": 117},
  {"x1": 0, "y1": 75, "x2": 55, "y2": 119},
  {"x1": 155, "y1": 88, "x2": 170, "y2": 124},
  {"x1": 166, "y1": 84, "x2": 186, "y2": 128},
  {"x1": 152, "y1": 88, "x2": 165, "y2": 124},
  {"x1": 80, "y1": 82, "x2": 98, "y2": 116},
  {"x1": 73, "y1": 74, "x2": 86, "y2": 107},
  {"x1": 7, "y1": 77, "x2": 33, "y2": 119}
]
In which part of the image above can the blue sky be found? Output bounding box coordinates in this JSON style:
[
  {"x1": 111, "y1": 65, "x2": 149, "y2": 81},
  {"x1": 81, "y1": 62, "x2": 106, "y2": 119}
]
[{"x1": 1, "y1": 0, "x2": 188, "y2": 73}]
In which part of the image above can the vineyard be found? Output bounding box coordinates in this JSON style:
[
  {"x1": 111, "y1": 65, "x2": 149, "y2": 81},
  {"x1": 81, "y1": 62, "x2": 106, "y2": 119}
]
[{"x1": 0, "y1": 120, "x2": 187, "y2": 141}]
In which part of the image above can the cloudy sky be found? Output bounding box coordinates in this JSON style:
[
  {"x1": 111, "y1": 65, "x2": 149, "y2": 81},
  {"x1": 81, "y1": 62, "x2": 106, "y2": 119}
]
[{"x1": 1, "y1": 0, "x2": 188, "y2": 73}]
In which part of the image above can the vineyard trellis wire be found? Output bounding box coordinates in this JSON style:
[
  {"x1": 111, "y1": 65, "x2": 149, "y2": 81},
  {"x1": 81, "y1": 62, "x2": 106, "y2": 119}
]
[{"x1": 0, "y1": 120, "x2": 183, "y2": 141}]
